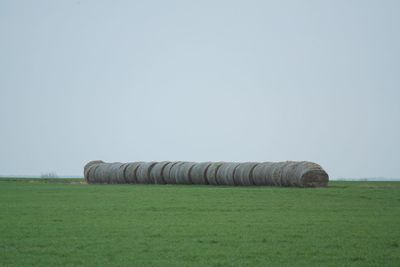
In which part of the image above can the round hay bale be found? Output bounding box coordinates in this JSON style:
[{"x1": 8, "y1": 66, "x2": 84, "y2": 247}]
[
  {"x1": 101, "y1": 162, "x2": 119, "y2": 184},
  {"x1": 298, "y1": 161, "x2": 329, "y2": 187},
  {"x1": 280, "y1": 161, "x2": 300, "y2": 186},
  {"x1": 294, "y1": 161, "x2": 310, "y2": 186},
  {"x1": 84, "y1": 160, "x2": 104, "y2": 182},
  {"x1": 233, "y1": 162, "x2": 259, "y2": 186},
  {"x1": 137, "y1": 162, "x2": 157, "y2": 184},
  {"x1": 265, "y1": 162, "x2": 286, "y2": 186},
  {"x1": 190, "y1": 162, "x2": 212, "y2": 184},
  {"x1": 90, "y1": 164, "x2": 101, "y2": 184},
  {"x1": 101, "y1": 164, "x2": 112, "y2": 184},
  {"x1": 216, "y1": 162, "x2": 240, "y2": 185},
  {"x1": 149, "y1": 161, "x2": 171, "y2": 184},
  {"x1": 125, "y1": 162, "x2": 143, "y2": 184},
  {"x1": 169, "y1": 162, "x2": 186, "y2": 184},
  {"x1": 293, "y1": 161, "x2": 310, "y2": 186},
  {"x1": 116, "y1": 163, "x2": 130, "y2": 184},
  {"x1": 252, "y1": 162, "x2": 274, "y2": 185},
  {"x1": 108, "y1": 162, "x2": 123, "y2": 184},
  {"x1": 94, "y1": 162, "x2": 110, "y2": 184},
  {"x1": 175, "y1": 162, "x2": 196, "y2": 184},
  {"x1": 266, "y1": 163, "x2": 278, "y2": 186},
  {"x1": 205, "y1": 162, "x2": 224, "y2": 185},
  {"x1": 85, "y1": 163, "x2": 100, "y2": 184},
  {"x1": 162, "y1": 162, "x2": 181, "y2": 184},
  {"x1": 94, "y1": 163, "x2": 106, "y2": 184}
]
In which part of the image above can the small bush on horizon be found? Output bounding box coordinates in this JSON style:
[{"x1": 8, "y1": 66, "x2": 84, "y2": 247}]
[{"x1": 40, "y1": 172, "x2": 58, "y2": 179}]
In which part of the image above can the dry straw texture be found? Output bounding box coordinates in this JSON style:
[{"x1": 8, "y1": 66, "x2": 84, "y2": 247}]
[{"x1": 84, "y1": 160, "x2": 329, "y2": 187}]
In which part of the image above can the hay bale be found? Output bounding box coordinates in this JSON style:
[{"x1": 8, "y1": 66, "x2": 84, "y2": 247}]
[
  {"x1": 106, "y1": 163, "x2": 123, "y2": 184},
  {"x1": 253, "y1": 162, "x2": 274, "y2": 185},
  {"x1": 233, "y1": 162, "x2": 259, "y2": 186},
  {"x1": 125, "y1": 162, "x2": 143, "y2": 184},
  {"x1": 101, "y1": 164, "x2": 112, "y2": 184},
  {"x1": 90, "y1": 164, "x2": 100, "y2": 183},
  {"x1": 149, "y1": 161, "x2": 170, "y2": 184},
  {"x1": 99, "y1": 163, "x2": 112, "y2": 184},
  {"x1": 169, "y1": 162, "x2": 186, "y2": 184},
  {"x1": 293, "y1": 161, "x2": 311, "y2": 186},
  {"x1": 216, "y1": 162, "x2": 240, "y2": 185},
  {"x1": 176, "y1": 162, "x2": 196, "y2": 184},
  {"x1": 85, "y1": 163, "x2": 101, "y2": 184},
  {"x1": 297, "y1": 161, "x2": 329, "y2": 187},
  {"x1": 116, "y1": 163, "x2": 130, "y2": 184},
  {"x1": 279, "y1": 161, "x2": 299, "y2": 186},
  {"x1": 252, "y1": 162, "x2": 285, "y2": 186},
  {"x1": 137, "y1": 162, "x2": 157, "y2": 184},
  {"x1": 84, "y1": 160, "x2": 104, "y2": 183},
  {"x1": 95, "y1": 162, "x2": 111, "y2": 184},
  {"x1": 162, "y1": 162, "x2": 180, "y2": 184},
  {"x1": 205, "y1": 162, "x2": 224, "y2": 185},
  {"x1": 85, "y1": 161, "x2": 147, "y2": 184},
  {"x1": 271, "y1": 161, "x2": 286, "y2": 186},
  {"x1": 190, "y1": 162, "x2": 212, "y2": 184}
]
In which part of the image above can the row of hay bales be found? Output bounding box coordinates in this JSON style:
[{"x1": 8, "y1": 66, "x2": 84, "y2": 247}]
[{"x1": 84, "y1": 160, "x2": 329, "y2": 187}]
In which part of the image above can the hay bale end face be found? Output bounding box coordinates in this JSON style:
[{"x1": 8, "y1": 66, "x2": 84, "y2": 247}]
[{"x1": 84, "y1": 160, "x2": 329, "y2": 187}]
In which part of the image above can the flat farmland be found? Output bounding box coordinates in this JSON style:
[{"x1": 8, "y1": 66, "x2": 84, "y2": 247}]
[{"x1": 0, "y1": 179, "x2": 399, "y2": 266}]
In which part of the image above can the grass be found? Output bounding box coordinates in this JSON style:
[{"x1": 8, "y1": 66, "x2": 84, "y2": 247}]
[{"x1": 0, "y1": 179, "x2": 399, "y2": 266}]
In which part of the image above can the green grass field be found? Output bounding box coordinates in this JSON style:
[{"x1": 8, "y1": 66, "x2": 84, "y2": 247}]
[{"x1": 0, "y1": 179, "x2": 399, "y2": 266}]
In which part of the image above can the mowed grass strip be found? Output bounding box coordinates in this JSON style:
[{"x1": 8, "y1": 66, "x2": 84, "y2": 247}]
[{"x1": 0, "y1": 179, "x2": 399, "y2": 266}]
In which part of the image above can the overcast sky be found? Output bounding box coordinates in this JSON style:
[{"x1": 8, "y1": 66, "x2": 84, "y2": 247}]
[{"x1": 1, "y1": 0, "x2": 399, "y2": 178}]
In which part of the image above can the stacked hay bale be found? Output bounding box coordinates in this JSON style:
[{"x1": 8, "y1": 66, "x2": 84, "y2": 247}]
[{"x1": 84, "y1": 161, "x2": 329, "y2": 187}]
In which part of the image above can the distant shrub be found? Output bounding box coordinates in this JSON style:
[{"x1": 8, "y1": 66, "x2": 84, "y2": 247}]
[{"x1": 40, "y1": 172, "x2": 58, "y2": 179}]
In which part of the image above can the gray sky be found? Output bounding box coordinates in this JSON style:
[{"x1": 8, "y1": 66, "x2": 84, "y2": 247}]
[{"x1": 1, "y1": 0, "x2": 399, "y2": 178}]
